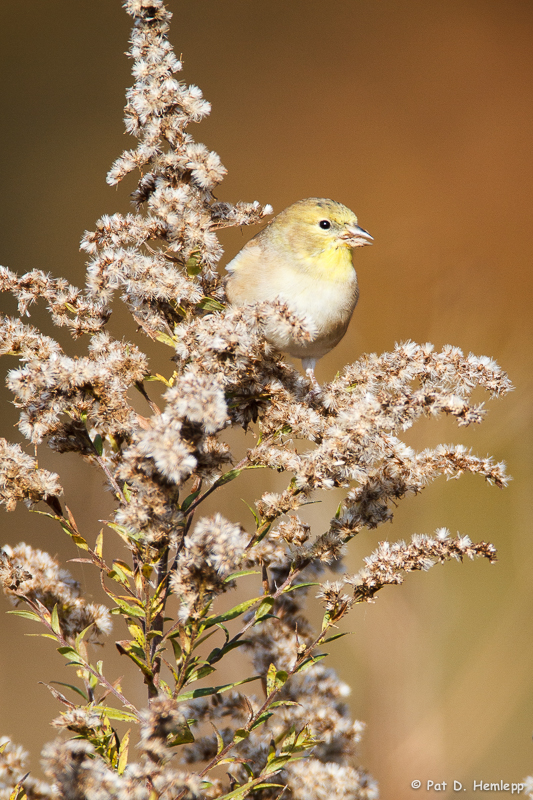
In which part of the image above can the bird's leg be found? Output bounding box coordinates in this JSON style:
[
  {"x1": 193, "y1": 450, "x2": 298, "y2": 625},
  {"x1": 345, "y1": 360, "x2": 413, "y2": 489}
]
[
  {"x1": 305, "y1": 366, "x2": 320, "y2": 392},
  {"x1": 302, "y1": 358, "x2": 321, "y2": 394}
]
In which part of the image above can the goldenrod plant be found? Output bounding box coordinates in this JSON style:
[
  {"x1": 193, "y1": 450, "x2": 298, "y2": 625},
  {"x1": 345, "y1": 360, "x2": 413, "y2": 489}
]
[{"x1": 0, "y1": 2, "x2": 511, "y2": 799}]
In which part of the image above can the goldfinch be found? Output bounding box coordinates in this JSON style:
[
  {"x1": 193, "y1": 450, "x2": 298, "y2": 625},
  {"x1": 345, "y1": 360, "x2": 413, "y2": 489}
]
[{"x1": 225, "y1": 197, "x2": 372, "y2": 384}]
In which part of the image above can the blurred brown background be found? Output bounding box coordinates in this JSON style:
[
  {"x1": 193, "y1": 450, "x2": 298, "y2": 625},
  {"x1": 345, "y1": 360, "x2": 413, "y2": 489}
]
[{"x1": 1, "y1": 0, "x2": 532, "y2": 796}]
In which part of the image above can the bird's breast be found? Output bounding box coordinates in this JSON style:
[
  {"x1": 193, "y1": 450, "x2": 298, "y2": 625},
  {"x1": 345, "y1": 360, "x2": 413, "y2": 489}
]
[
  {"x1": 225, "y1": 242, "x2": 359, "y2": 361},
  {"x1": 264, "y1": 265, "x2": 359, "y2": 360}
]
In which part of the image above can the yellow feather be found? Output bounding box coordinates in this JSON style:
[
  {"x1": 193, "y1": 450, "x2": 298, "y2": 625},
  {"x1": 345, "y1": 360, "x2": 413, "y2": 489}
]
[{"x1": 304, "y1": 242, "x2": 354, "y2": 282}]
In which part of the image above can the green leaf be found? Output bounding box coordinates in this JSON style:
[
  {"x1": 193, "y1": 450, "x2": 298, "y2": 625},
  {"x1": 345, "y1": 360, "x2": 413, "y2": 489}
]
[
  {"x1": 167, "y1": 720, "x2": 195, "y2": 746},
  {"x1": 75, "y1": 624, "x2": 97, "y2": 651},
  {"x1": 93, "y1": 433, "x2": 103, "y2": 456},
  {"x1": 144, "y1": 373, "x2": 172, "y2": 386},
  {"x1": 106, "y1": 522, "x2": 142, "y2": 544},
  {"x1": 187, "y1": 263, "x2": 201, "y2": 277},
  {"x1": 210, "y1": 723, "x2": 224, "y2": 754},
  {"x1": 214, "y1": 776, "x2": 275, "y2": 800},
  {"x1": 241, "y1": 499, "x2": 260, "y2": 527},
  {"x1": 181, "y1": 488, "x2": 201, "y2": 512},
  {"x1": 170, "y1": 637, "x2": 182, "y2": 663},
  {"x1": 115, "y1": 559, "x2": 133, "y2": 576},
  {"x1": 262, "y1": 755, "x2": 292, "y2": 775},
  {"x1": 254, "y1": 597, "x2": 274, "y2": 623},
  {"x1": 128, "y1": 621, "x2": 146, "y2": 646},
  {"x1": 8, "y1": 783, "x2": 27, "y2": 800},
  {"x1": 323, "y1": 631, "x2": 350, "y2": 644},
  {"x1": 293, "y1": 726, "x2": 318, "y2": 751},
  {"x1": 249, "y1": 711, "x2": 273, "y2": 731},
  {"x1": 150, "y1": 576, "x2": 167, "y2": 614},
  {"x1": 177, "y1": 675, "x2": 260, "y2": 702},
  {"x1": 29, "y1": 509, "x2": 59, "y2": 521},
  {"x1": 108, "y1": 562, "x2": 131, "y2": 586},
  {"x1": 111, "y1": 597, "x2": 145, "y2": 619},
  {"x1": 295, "y1": 653, "x2": 328, "y2": 673},
  {"x1": 239, "y1": 762, "x2": 255, "y2": 778},
  {"x1": 63, "y1": 528, "x2": 89, "y2": 550},
  {"x1": 91, "y1": 705, "x2": 138, "y2": 723},
  {"x1": 57, "y1": 646, "x2": 85, "y2": 666},
  {"x1": 7, "y1": 609, "x2": 42, "y2": 623},
  {"x1": 253, "y1": 523, "x2": 272, "y2": 546},
  {"x1": 191, "y1": 629, "x2": 217, "y2": 650},
  {"x1": 269, "y1": 700, "x2": 299, "y2": 709},
  {"x1": 204, "y1": 597, "x2": 262, "y2": 629},
  {"x1": 185, "y1": 663, "x2": 216, "y2": 684},
  {"x1": 214, "y1": 468, "x2": 243, "y2": 487},
  {"x1": 207, "y1": 639, "x2": 249, "y2": 666},
  {"x1": 115, "y1": 641, "x2": 153, "y2": 677},
  {"x1": 233, "y1": 728, "x2": 249, "y2": 744},
  {"x1": 117, "y1": 729, "x2": 130, "y2": 775},
  {"x1": 224, "y1": 569, "x2": 260, "y2": 583},
  {"x1": 50, "y1": 605, "x2": 61, "y2": 636},
  {"x1": 266, "y1": 663, "x2": 277, "y2": 695},
  {"x1": 185, "y1": 251, "x2": 201, "y2": 274},
  {"x1": 279, "y1": 727, "x2": 296, "y2": 753},
  {"x1": 164, "y1": 659, "x2": 180, "y2": 686},
  {"x1": 282, "y1": 582, "x2": 319, "y2": 594},
  {"x1": 155, "y1": 332, "x2": 177, "y2": 348},
  {"x1": 198, "y1": 297, "x2": 225, "y2": 312},
  {"x1": 266, "y1": 663, "x2": 288, "y2": 695},
  {"x1": 50, "y1": 681, "x2": 88, "y2": 701},
  {"x1": 94, "y1": 530, "x2": 104, "y2": 558},
  {"x1": 40, "y1": 681, "x2": 75, "y2": 708}
]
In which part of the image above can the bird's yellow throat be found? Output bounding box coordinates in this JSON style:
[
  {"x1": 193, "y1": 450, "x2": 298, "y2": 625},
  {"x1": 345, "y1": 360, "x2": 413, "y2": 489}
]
[{"x1": 309, "y1": 242, "x2": 354, "y2": 282}]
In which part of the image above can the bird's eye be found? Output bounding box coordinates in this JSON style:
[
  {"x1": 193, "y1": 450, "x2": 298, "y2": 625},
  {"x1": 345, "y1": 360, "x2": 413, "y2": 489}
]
[{"x1": 319, "y1": 219, "x2": 331, "y2": 230}]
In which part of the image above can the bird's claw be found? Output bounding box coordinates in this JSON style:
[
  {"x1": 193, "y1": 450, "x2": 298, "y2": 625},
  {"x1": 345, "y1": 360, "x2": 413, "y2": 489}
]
[{"x1": 305, "y1": 367, "x2": 322, "y2": 402}]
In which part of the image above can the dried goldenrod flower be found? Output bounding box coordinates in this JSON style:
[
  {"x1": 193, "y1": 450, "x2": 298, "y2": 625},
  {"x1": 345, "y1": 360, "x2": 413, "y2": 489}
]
[
  {"x1": 0, "y1": 544, "x2": 111, "y2": 643},
  {"x1": 0, "y1": 439, "x2": 62, "y2": 512}
]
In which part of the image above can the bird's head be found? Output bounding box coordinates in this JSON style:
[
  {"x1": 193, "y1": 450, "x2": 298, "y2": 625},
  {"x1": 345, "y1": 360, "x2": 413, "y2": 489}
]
[{"x1": 271, "y1": 198, "x2": 373, "y2": 261}]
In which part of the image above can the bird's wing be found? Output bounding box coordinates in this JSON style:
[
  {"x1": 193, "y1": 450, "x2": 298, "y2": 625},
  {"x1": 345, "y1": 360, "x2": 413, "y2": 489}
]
[{"x1": 225, "y1": 242, "x2": 263, "y2": 274}]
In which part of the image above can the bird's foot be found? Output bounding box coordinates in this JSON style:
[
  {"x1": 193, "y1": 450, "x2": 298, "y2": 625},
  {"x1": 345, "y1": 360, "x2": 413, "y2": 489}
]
[
  {"x1": 305, "y1": 367, "x2": 322, "y2": 401},
  {"x1": 305, "y1": 367, "x2": 320, "y2": 390}
]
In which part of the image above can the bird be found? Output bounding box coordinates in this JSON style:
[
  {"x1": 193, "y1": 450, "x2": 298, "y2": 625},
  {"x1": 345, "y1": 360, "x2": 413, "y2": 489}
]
[{"x1": 225, "y1": 197, "x2": 373, "y2": 387}]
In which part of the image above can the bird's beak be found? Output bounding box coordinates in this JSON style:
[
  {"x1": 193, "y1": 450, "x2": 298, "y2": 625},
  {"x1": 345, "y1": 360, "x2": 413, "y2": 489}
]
[{"x1": 342, "y1": 224, "x2": 374, "y2": 248}]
